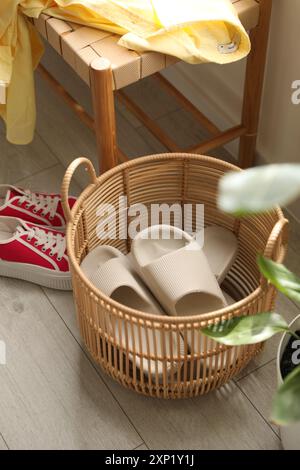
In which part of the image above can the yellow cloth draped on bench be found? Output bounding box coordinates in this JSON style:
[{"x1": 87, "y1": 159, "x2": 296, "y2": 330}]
[{"x1": 0, "y1": 0, "x2": 250, "y2": 145}]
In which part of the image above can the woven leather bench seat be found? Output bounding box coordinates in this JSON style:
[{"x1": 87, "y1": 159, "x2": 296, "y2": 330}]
[{"x1": 33, "y1": 0, "x2": 260, "y2": 90}]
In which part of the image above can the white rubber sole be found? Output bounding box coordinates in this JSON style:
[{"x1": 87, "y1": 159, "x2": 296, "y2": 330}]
[{"x1": 0, "y1": 259, "x2": 72, "y2": 290}]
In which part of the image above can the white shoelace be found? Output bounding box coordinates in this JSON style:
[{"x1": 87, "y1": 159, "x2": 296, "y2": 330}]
[
  {"x1": 17, "y1": 225, "x2": 66, "y2": 261},
  {"x1": 18, "y1": 190, "x2": 60, "y2": 220}
]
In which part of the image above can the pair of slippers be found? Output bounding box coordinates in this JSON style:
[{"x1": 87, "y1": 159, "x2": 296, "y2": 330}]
[{"x1": 81, "y1": 225, "x2": 238, "y2": 380}]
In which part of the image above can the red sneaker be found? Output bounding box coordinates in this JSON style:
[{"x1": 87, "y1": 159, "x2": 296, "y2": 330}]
[
  {"x1": 0, "y1": 217, "x2": 72, "y2": 290},
  {"x1": 0, "y1": 185, "x2": 76, "y2": 230}
]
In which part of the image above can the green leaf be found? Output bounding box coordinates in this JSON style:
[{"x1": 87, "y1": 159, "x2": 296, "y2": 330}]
[
  {"x1": 201, "y1": 312, "x2": 290, "y2": 346},
  {"x1": 272, "y1": 366, "x2": 300, "y2": 425},
  {"x1": 218, "y1": 164, "x2": 300, "y2": 215},
  {"x1": 258, "y1": 255, "x2": 300, "y2": 304}
]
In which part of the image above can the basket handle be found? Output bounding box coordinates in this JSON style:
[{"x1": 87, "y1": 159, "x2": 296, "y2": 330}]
[
  {"x1": 263, "y1": 218, "x2": 289, "y2": 262},
  {"x1": 61, "y1": 157, "x2": 97, "y2": 224}
]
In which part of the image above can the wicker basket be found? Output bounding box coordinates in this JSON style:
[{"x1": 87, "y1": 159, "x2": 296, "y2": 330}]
[{"x1": 62, "y1": 153, "x2": 288, "y2": 399}]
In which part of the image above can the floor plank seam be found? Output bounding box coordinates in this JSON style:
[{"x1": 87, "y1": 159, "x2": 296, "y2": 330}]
[
  {"x1": 14, "y1": 163, "x2": 59, "y2": 185},
  {"x1": 117, "y1": 102, "x2": 182, "y2": 133},
  {"x1": 135, "y1": 128, "x2": 167, "y2": 154},
  {"x1": 132, "y1": 442, "x2": 148, "y2": 450},
  {"x1": 235, "y1": 358, "x2": 276, "y2": 382},
  {"x1": 36, "y1": 130, "x2": 62, "y2": 166},
  {"x1": 42, "y1": 287, "x2": 146, "y2": 449},
  {"x1": 281, "y1": 276, "x2": 300, "y2": 313},
  {"x1": 0, "y1": 431, "x2": 10, "y2": 450},
  {"x1": 235, "y1": 380, "x2": 281, "y2": 440}
]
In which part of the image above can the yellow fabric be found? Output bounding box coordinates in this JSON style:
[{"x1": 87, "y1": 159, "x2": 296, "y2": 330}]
[{"x1": 0, "y1": 0, "x2": 250, "y2": 145}]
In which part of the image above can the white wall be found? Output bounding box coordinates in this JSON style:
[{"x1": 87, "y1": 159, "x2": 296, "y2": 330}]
[
  {"x1": 164, "y1": 0, "x2": 300, "y2": 163},
  {"x1": 163, "y1": 0, "x2": 300, "y2": 217}
]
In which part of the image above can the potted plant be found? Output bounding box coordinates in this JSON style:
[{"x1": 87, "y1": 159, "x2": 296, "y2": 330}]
[
  {"x1": 277, "y1": 314, "x2": 300, "y2": 449},
  {"x1": 201, "y1": 164, "x2": 300, "y2": 449}
]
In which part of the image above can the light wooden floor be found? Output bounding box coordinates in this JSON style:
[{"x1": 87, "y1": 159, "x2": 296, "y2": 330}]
[{"x1": 0, "y1": 45, "x2": 299, "y2": 450}]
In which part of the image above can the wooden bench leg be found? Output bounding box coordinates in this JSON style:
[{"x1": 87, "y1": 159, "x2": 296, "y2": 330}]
[
  {"x1": 238, "y1": 0, "x2": 273, "y2": 169},
  {"x1": 91, "y1": 58, "x2": 117, "y2": 174}
]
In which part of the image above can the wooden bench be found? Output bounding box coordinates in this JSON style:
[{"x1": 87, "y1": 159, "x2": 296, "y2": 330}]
[{"x1": 34, "y1": 0, "x2": 272, "y2": 172}]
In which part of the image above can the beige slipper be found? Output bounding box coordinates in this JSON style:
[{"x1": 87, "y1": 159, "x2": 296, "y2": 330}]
[
  {"x1": 131, "y1": 224, "x2": 238, "y2": 370},
  {"x1": 131, "y1": 225, "x2": 227, "y2": 317},
  {"x1": 81, "y1": 246, "x2": 184, "y2": 380},
  {"x1": 202, "y1": 225, "x2": 238, "y2": 283},
  {"x1": 187, "y1": 290, "x2": 240, "y2": 372}
]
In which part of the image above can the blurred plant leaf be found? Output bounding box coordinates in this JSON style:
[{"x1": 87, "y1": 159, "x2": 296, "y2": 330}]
[
  {"x1": 201, "y1": 312, "x2": 290, "y2": 346},
  {"x1": 218, "y1": 164, "x2": 300, "y2": 215},
  {"x1": 272, "y1": 366, "x2": 300, "y2": 425},
  {"x1": 258, "y1": 255, "x2": 300, "y2": 304}
]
